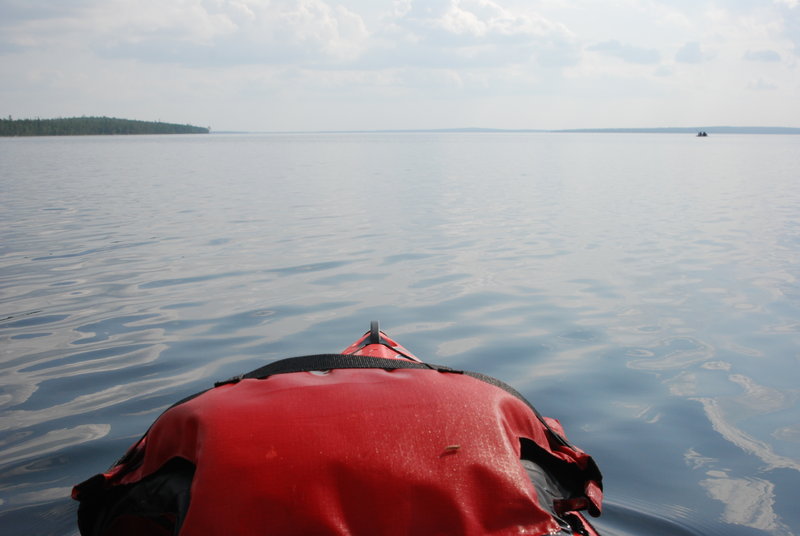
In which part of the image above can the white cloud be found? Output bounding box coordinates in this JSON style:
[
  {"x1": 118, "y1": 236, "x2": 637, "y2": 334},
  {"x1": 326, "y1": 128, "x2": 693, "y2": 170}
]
[
  {"x1": 393, "y1": 0, "x2": 567, "y2": 42},
  {"x1": 744, "y1": 49, "x2": 782, "y2": 61},
  {"x1": 0, "y1": 0, "x2": 370, "y2": 66},
  {"x1": 377, "y1": 0, "x2": 579, "y2": 69},
  {"x1": 675, "y1": 41, "x2": 710, "y2": 63},
  {"x1": 748, "y1": 77, "x2": 779, "y2": 90},
  {"x1": 92, "y1": 0, "x2": 371, "y2": 65},
  {"x1": 587, "y1": 40, "x2": 661, "y2": 65}
]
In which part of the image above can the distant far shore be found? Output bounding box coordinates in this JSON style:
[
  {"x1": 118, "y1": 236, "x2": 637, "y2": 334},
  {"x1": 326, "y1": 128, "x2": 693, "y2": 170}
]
[
  {"x1": 4, "y1": 120, "x2": 797, "y2": 137},
  {"x1": 0, "y1": 116, "x2": 210, "y2": 137},
  {"x1": 232, "y1": 126, "x2": 800, "y2": 135},
  {"x1": 552, "y1": 126, "x2": 800, "y2": 135},
  {"x1": 304, "y1": 126, "x2": 800, "y2": 135}
]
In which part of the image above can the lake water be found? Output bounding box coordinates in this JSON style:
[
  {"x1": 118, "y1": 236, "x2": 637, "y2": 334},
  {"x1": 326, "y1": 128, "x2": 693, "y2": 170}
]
[{"x1": 1, "y1": 132, "x2": 799, "y2": 535}]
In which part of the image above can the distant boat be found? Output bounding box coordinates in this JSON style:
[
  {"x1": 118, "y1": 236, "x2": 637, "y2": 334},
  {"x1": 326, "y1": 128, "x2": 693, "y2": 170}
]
[{"x1": 696, "y1": 131, "x2": 708, "y2": 137}]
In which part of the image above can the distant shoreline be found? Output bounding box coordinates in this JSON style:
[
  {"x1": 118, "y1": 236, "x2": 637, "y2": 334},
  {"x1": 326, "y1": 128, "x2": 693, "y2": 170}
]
[
  {"x1": 552, "y1": 126, "x2": 800, "y2": 135},
  {"x1": 220, "y1": 126, "x2": 800, "y2": 135},
  {"x1": 4, "y1": 120, "x2": 797, "y2": 137},
  {"x1": 0, "y1": 116, "x2": 209, "y2": 137}
]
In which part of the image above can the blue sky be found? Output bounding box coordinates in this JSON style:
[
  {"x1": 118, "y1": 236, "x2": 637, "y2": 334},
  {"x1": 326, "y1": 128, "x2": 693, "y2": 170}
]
[{"x1": 1, "y1": 0, "x2": 798, "y2": 131}]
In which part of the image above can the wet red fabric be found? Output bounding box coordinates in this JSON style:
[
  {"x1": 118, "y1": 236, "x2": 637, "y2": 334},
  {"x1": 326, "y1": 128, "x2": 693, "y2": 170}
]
[
  {"x1": 99, "y1": 366, "x2": 598, "y2": 535},
  {"x1": 75, "y1": 331, "x2": 603, "y2": 535}
]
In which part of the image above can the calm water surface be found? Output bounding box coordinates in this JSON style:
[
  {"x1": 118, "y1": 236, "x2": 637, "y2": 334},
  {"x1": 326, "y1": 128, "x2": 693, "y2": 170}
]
[{"x1": 1, "y1": 132, "x2": 799, "y2": 535}]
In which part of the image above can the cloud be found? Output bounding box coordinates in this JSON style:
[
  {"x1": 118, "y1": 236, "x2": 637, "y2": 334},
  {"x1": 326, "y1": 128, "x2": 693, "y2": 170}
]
[
  {"x1": 0, "y1": 41, "x2": 24, "y2": 54},
  {"x1": 777, "y1": 1, "x2": 800, "y2": 55},
  {"x1": 743, "y1": 49, "x2": 781, "y2": 61},
  {"x1": 0, "y1": 1, "x2": 96, "y2": 52},
  {"x1": 0, "y1": 0, "x2": 93, "y2": 25},
  {"x1": 748, "y1": 77, "x2": 778, "y2": 90},
  {"x1": 94, "y1": 0, "x2": 370, "y2": 66},
  {"x1": 587, "y1": 40, "x2": 661, "y2": 65},
  {"x1": 4, "y1": 0, "x2": 579, "y2": 72},
  {"x1": 675, "y1": 41, "x2": 709, "y2": 63},
  {"x1": 380, "y1": 0, "x2": 580, "y2": 69},
  {"x1": 391, "y1": 0, "x2": 565, "y2": 44}
]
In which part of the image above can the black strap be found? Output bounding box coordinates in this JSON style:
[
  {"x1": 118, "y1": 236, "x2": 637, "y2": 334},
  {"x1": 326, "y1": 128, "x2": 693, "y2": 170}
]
[{"x1": 215, "y1": 354, "x2": 449, "y2": 386}]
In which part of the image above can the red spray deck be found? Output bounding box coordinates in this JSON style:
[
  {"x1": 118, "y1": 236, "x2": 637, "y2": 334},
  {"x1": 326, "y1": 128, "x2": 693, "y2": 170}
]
[{"x1": 74, "y1": 322, "x2": 603, "y2": 536}]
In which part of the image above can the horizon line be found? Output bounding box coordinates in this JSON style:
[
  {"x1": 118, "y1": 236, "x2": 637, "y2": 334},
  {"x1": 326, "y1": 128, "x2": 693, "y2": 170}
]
[{"x1": 213, "y1": 126, "x2": 800, "y2": 135}]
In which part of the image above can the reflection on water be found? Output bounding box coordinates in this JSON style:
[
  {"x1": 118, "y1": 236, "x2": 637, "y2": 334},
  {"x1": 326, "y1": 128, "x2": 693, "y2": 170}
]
[
  {"x1": 0, "y1": 424, "x2": 110, "y2": 469},
  {"x1": 2, "y1": 133, "x2": 800, "y2": 535},
  {"x1": 694, "y1": 397, "x2": 800, "y2": 472},
  {"x1": 701, "y1": 473, "x2": 787, "y2": 534},
  {"x1": 626, "y1": 336, "x2": 714, "y2": 370}
]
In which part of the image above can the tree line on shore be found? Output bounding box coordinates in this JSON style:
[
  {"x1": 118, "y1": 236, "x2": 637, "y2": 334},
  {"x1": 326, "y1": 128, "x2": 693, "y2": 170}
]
[{"x1": 0, "y1": 116, "x2": 209, "y2": 136}]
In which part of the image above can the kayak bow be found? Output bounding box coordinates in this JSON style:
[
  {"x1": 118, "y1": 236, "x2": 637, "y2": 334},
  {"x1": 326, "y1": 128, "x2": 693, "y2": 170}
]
[{"x1": 73, "y1": 321, "x2": 603, "y2": 536}]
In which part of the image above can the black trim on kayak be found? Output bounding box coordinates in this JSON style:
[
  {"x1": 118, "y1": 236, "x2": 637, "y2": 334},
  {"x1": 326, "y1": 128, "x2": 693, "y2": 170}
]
[
  {"x1": 76, "y1": 457, "x2": 195, "y2": 536},
  {"x1": 214, "y1": 353, "x2": 573, "y2": 449},
  {"x1": 369, "y1": 320, "x2": 381, "y2": 344},
  {"x1": 520, "y1": 437, "x2": 603, "y2": 504},
  {"x1": 351, "y1": 322, "x2": 418, "y2": 361}
]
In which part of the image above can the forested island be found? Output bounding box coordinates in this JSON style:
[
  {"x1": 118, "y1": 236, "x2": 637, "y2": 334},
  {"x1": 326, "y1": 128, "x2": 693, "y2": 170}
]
[{"x1": 0, "y1": 116, "x2": 209, "y2": 136}]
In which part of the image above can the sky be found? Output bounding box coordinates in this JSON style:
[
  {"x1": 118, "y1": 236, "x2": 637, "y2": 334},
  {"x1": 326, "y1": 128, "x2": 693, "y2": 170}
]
[{"x1": 1, "y1": 0, "x2": 798, "y2": 131}]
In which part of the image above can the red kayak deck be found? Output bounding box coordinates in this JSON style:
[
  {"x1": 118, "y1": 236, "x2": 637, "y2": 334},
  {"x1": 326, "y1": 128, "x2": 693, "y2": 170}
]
[{"x1": 73, "y1": 322, "x2": 603, "y2": 536}]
